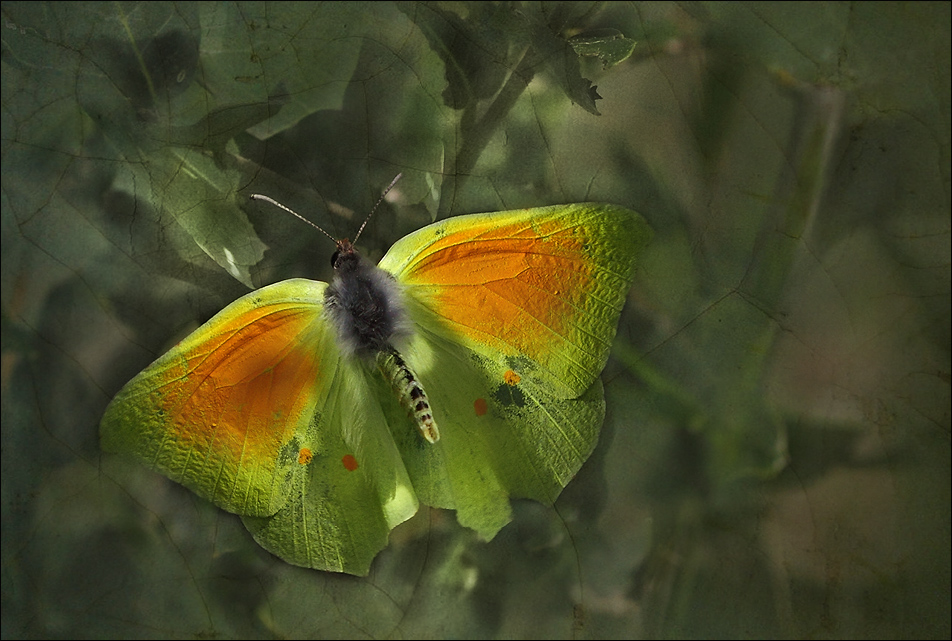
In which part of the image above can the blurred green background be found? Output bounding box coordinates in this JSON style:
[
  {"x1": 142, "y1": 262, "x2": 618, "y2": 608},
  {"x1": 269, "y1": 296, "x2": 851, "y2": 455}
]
[{"x1": 2, "y1": 2, "x2": 949, "y2": 638}]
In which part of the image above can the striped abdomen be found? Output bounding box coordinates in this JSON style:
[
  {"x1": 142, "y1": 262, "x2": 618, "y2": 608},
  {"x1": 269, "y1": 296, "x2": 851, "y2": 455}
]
[{"x1": 376, "y1": 350, "x2": 439, "y2": 443}]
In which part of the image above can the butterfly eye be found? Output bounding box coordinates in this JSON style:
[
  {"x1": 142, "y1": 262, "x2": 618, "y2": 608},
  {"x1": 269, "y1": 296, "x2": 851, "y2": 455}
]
[{"x1": 330, "y1": 250, "x2": 340, "y2": 269}]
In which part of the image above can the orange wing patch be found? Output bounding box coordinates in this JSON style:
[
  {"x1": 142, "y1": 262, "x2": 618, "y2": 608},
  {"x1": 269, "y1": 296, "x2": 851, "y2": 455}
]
[
  {"x1": 153, "y1": 305, "x2": 323, "y2": 466},
  {"x1": 403, "y1": 222, "x2": 594, "y2": 359}
]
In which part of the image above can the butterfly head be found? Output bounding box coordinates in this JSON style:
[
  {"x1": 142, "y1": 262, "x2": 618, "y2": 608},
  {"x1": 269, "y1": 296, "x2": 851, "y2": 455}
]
[{"x1": 330, "y1": 238, "x2": 363, "y2": 274}]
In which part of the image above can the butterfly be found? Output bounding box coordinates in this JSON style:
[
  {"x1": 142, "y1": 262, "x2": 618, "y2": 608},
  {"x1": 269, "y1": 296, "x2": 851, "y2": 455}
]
[{"x1": 99, "y1": 196, "x2": 651, "y2": 575}]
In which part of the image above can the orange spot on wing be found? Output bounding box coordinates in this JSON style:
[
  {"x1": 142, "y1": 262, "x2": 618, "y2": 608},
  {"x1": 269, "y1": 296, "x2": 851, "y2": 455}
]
[
  {"x1": 473, "y1": 397, "x2": 488, "y2": 416},
  {"x1": 298, "y1": 448, "x2": 313, "y2": 465},
  {"x1": 341, "y1": 454, "x2": 359, "y2": 471},
  {"x1": 504, "y1": 370, "x2": 521, "y2": 385}
]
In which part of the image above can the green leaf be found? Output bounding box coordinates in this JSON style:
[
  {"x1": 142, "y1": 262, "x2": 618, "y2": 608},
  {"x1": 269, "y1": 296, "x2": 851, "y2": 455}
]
[{"x1": 569, "y1": 29, "x2": 637, "y2": 68}]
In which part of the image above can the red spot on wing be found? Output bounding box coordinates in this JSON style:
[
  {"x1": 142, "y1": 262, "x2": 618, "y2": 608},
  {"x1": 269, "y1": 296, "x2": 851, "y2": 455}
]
[
  {"x1": 341, "y1": 454, "x2": 359, "y2": 471},
  {"x1": 473, "y1": 397, "x2": 488, "y2": 416}
]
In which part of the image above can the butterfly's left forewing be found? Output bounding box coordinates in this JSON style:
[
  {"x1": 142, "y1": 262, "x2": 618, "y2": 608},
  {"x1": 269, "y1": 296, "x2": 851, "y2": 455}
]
[{"x1": 101, "y1": 279, "x2": 336, "y2": 517}]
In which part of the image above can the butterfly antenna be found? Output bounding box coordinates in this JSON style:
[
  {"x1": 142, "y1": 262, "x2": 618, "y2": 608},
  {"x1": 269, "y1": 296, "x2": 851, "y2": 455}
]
[
  {"x1": 352, "y1": 173, "x2": 402, "y2": 245},
  {"x1": 249, "y1": 194, "x2": 338, "y2": 244}
]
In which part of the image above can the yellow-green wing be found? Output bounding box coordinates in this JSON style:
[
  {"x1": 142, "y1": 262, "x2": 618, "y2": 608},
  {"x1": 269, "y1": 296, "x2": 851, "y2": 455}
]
[
  {"x1": 378, "y1": 203, "x2": 651, "y2": 538},
  {"x1": 100, "y1": 278, "x2": 418, "y2": 575}
]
